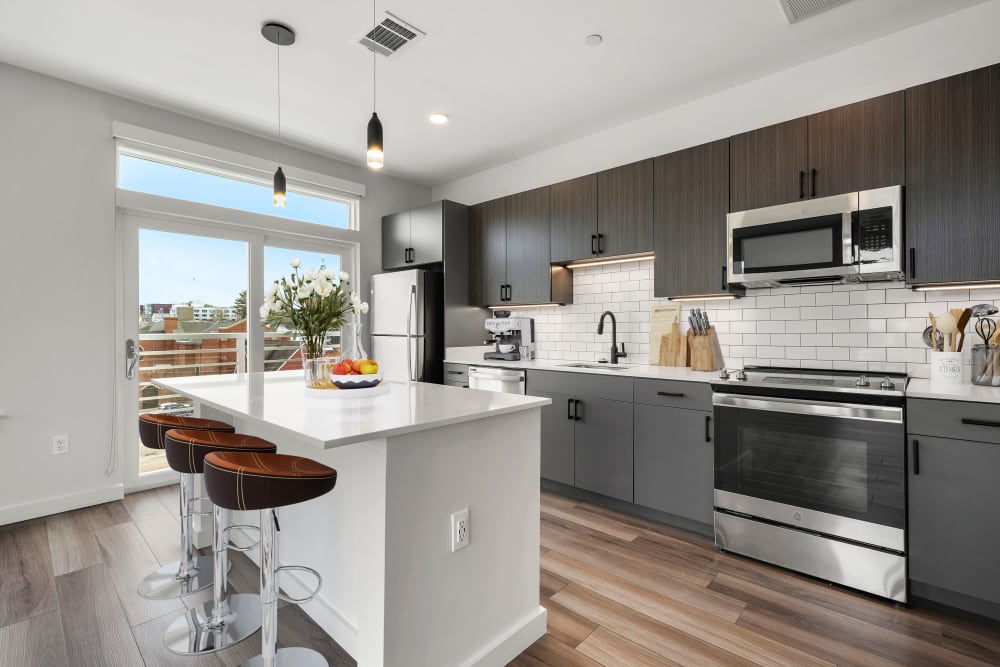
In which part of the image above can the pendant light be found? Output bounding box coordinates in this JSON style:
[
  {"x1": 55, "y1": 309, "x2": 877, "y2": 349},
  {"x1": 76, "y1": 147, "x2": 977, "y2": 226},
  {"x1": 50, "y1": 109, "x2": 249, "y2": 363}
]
[
  {"x1": 366, "y1": 0, "x2": 384, "y2": 169},
  {"x1": 262, "y1": 23, "x2": 295, "y2": 206}
]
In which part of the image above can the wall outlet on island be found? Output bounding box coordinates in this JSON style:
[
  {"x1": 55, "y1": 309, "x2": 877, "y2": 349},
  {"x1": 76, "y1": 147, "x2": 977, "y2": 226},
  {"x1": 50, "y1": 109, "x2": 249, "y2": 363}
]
[
  {"x1": 451, "y1": 508, "x2": 469, "y2": 552},
  {"x1": 52, "y1": 434, "x2": 69, "y2": 455}
]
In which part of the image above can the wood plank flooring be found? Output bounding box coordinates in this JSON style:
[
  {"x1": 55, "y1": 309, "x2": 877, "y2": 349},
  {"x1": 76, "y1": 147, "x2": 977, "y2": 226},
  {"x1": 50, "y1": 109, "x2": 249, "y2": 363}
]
[{"x1": 3, "y1": 488, "x2": 1000, "y2": 665}]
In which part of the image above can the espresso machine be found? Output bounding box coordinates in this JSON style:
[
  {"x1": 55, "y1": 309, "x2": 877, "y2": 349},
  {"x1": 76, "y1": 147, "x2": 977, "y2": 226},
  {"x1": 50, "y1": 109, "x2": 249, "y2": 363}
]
[{"x1": 484, "y1": 315, "x2": 535, "y2": 361}]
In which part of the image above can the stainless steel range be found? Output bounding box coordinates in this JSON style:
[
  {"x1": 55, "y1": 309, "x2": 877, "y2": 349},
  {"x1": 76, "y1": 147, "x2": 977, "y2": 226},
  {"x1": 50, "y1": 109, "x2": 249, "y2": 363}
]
[{"x1": 711, "y1": 366, "x2": 907, "y2": 602}]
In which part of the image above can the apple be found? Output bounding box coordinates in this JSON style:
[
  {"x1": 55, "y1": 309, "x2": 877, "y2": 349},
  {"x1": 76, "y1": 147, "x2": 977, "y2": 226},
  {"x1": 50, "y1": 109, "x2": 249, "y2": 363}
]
[
  {"x1": 360, "y1": 361, "x2": 379, "y2": 375},
  {"x1": 332, "y1": 361, "x2": 353, "y2": 375},
  {"x1": 350, "y1": 358, "x2": 365, "y2": 373}
]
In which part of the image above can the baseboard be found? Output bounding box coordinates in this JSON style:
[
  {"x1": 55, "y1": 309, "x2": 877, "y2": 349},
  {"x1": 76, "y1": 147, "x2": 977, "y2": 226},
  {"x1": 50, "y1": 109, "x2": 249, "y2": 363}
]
[
  {"x1": 0, "y1": 483, "x2": 125, "y2": 526},
  {"x1": 460, "y1": 606, "x2": 547, "y2": 667}
]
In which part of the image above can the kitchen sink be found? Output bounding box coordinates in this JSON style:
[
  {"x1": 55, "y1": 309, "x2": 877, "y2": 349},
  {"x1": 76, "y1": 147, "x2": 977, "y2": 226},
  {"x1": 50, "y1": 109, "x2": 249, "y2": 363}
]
[{"x1": 558, "y1": 363, "x2": 631, "y2": 371}]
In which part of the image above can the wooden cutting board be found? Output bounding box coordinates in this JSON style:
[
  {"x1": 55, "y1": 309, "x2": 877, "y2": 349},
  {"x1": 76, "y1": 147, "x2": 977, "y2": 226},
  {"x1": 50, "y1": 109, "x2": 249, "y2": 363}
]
[{"x1": 649, "y1": 304, "x2": 681, "y2": 366}]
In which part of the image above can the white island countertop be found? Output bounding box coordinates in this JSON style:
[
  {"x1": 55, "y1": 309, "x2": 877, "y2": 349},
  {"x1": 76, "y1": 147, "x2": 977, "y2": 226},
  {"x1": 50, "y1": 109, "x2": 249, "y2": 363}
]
[{"x1": 153, "y1": 371, "x2": 549, "y2": 449}]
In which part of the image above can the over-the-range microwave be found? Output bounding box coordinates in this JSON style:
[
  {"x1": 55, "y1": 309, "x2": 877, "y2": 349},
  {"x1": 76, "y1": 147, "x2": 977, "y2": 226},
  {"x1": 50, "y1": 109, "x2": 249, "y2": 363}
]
[{"x1": 727, "y1": 185, "x2": 903, "y2": 288}]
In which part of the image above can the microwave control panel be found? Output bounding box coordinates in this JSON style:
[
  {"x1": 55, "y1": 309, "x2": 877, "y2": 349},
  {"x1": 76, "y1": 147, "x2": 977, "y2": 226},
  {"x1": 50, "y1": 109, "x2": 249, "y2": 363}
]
[{"x1": 855, "y1": 206, "x2": 894, "y2": 263}]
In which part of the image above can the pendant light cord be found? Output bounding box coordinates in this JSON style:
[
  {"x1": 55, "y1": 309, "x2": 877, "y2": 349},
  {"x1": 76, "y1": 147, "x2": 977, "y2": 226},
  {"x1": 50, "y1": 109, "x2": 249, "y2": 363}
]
[
  {"x1": 372, "y1": 0, "x2": 377, "y2": 112},
  {"x1": 276, "y1": 41, "x2": 282, "y2": 161}
]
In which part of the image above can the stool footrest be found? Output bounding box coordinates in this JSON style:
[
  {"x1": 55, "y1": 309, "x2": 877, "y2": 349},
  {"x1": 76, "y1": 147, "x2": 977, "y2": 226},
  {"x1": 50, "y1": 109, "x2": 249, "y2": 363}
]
[
  {"x1": 189, "y1": 496, "x2": 214, "y2": 517},
  {"x1": 223, "y1": 524, "x2": 260, "y2": 552},
  {"x1": 275, "y1": 565, "x2": 322, "y2": 604}
]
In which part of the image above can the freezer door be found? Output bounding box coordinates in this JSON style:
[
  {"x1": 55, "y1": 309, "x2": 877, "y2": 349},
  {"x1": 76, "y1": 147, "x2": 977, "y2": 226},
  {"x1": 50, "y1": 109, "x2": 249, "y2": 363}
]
[
  {"x1": 370, "y1": 270, "x2": 425, "y2": 336},
  {"x1": 372, "y1": 335, "x2": 425, "y2": 382}
]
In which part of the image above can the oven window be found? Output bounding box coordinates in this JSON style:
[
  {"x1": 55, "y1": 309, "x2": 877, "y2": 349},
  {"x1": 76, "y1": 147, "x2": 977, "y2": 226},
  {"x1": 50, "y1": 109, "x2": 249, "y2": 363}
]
[
  {"x1": 739, "y1": 426, "x2": 867, "y2": 513},
  {"x1": 742, "y1": 228, "x2": 834, "y2": 270}
]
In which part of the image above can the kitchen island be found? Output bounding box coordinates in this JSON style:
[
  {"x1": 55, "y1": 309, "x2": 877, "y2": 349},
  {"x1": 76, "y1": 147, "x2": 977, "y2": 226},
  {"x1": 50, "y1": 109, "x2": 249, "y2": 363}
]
[{"x1": 152, "y1": 371, "x2": 550, "y2": 667}]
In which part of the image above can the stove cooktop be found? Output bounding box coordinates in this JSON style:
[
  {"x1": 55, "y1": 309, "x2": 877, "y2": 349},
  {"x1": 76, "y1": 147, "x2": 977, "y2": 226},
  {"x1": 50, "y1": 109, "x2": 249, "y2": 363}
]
[{"x1": 712, "y1": 365, "x2": 907, "y2": 398}]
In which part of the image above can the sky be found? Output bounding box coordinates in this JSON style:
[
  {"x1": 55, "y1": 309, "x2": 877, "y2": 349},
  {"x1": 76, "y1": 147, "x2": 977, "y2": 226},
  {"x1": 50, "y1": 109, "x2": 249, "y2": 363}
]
[{"x1": 125, "y1": 155, "x2": 346, "y2": 306}]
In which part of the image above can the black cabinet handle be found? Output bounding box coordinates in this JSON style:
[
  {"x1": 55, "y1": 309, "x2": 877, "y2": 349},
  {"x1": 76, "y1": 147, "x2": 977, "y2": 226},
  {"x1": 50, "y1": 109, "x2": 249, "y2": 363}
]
[
  {"x1": 705, "y1": 415, "x2": 712, "y2": 443},
  {"x1": 912, "y1": 440, "x2": 920, "y2": 476},
  {"x1": 657, "y1": 391, "x2": 685, "y2": 398},
  {"x1": 810, "y1": 168, "x2": 817, "y2": 198},
  {"x1": 499, "y1": 284, "x2": 505, "y2": 302},
  {"x1": 721, "y1": 265, "x2": 727, "y2": 291},
  {"x1": 446, "y1": 370, "x2": 463, "y2": 375},
  {"x1": 909, "y1": 248, "x2": 916, "y2": 280},
  {"x1": 574, "y1": 399, "x2": 582, "y2": 421},
  {"x1": 505, "y1": 284, "x2": 512, "y2": 301},
  {"x1": 798, "y1": 170, "x2": 805, "y2": 199},
  {"x1": 567, "y1": 398, "x2": 574, "y2": 420},
  {"x1": 598, "y1": 233, "x2": 605, "y2": 253},
  {"x1": 591, "y1": 234, "x2": 598, "y2": 255},
  {"x1": 961, "y1": 418, "x2": 1000, "y2": 428}
]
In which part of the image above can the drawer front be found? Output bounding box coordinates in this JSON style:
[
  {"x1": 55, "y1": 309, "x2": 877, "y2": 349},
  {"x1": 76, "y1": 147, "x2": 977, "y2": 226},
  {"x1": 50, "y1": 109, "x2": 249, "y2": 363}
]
[
  {"x1": 908, "y1": 399, "x2": 1000, "y2": 444},
  {"x1": 443, "y1": 363, "x2": 469, "y2": 384},
  {"x1": 444, "y1": 380, "x2": 469, "y2": 388},
  {"x1": 527, "y1": 369, "x2": 632, "y2": 402},
  {"x1": 633, "y1": 378, "x2": 712, "y2": 410}
]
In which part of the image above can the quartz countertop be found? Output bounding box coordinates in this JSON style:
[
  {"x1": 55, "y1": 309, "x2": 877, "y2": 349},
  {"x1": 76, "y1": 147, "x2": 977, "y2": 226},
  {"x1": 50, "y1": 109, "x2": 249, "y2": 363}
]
[
  {"x1": 153, "y1": 371, "x2": 550, "y2": 449},
  {"x1": 444, "y1": 347, "x2": 718, "y2": 383},
  {"x1": 905, "y1": 379, "x2": 1000, "y2": 405}
]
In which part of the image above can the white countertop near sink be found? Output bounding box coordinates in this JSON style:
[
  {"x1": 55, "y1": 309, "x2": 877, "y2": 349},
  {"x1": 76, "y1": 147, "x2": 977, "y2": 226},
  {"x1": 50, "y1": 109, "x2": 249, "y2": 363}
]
[
  {"x1": 905, "y1": 379, "x2": 1000, "y2": 404},
  {"x1": 445, "y1": 346, "x2": 718, "y2": 383}
]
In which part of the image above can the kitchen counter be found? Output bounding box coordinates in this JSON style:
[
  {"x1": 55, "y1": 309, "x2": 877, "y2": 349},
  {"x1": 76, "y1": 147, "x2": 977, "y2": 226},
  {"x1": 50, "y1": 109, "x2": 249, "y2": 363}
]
[
  {"x1": 905, "y1": 379, "x2": 1000, "y2": 404},
  {"x1": 445, "y1": 347, "x2": 719, "y2": 383},
  {"x1": 154, "y1": 371, "x2": 548, "y2": 667}
]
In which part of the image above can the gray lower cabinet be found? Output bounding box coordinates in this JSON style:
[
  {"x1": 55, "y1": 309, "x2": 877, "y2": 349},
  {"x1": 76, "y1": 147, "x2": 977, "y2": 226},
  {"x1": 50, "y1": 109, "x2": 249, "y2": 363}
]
[
  {"x1": 633, "y1": 404, "x2": 713, "y2": 524},
  {"x1": 533, "y1": 390, "x2": 575, "y2": 486},
  {"x1": 573, "y1": 396, "x2": 634, "y2": 503},
  {"x1": 443, "y1": 362, "x2": 469, "y2": 387},
  {"x1": 907, "y1": 433, "x2": 1000, "y2": 609}
]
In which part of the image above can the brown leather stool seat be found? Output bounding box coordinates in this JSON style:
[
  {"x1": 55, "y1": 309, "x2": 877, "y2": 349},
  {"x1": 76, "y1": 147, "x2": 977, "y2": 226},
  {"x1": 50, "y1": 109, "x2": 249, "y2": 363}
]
[
  {"x1": 204, "y1": 452, "x2": 337, "y2": 512},
  {"x1": 139, "y1": 413, "x2": 235, "y2": 450},
  {"x1": 164, "y1": 430, "x2": 278, "y2": 475}
]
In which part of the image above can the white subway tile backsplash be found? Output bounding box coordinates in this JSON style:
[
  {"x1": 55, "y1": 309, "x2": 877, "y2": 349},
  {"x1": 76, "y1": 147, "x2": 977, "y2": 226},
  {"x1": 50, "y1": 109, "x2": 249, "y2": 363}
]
[
  {"x1": 816, "y1": 320, "x2": 851, "y2": 333},
  {"x1": 771, "y1": 334, "x2": 801, "y2": 346},
  {"x1": 757, "y1": 321, "x2": 787, "y2": 334},
  {"x1": 786, "y1": 320, "x2": 817, "y2": 334},
  {"x1": 840, "y1": 333, "x2": 870, "y2": 347},
  {"x1": 850, "y1": 289, "x2": 886, "y2": 305},
  {"x1": 816, "y1": 292, "x2": 850, "y2": 306},
  {"x1": 756, "y1": 295, "x2": 785, "y2": 308},
  {"x1": 817, "y1": 347, "x2": 849, "y2": 361},
  {"x1": 869, "y1": 333, "x2": 907, "y2": 348},
  {"x1": 800, "y1": 306, "x2": 834, "y2": 319},
  {"x1": 850, "y1": 319, "x2": 886, "y2": 333},
  {"x1": 770, "y1": 307, "x2": 801, "y2": 320},
  {"x1": 868, "y1": 303, "x2": 907, "y2": 319},
  {"x1": 851, "y1": 348, "x2": 886, "y2": 362},
  {"x1": 785, "y1": 294, "x2": 817, "y2": 307},
  {"x1": 832, "y1": 305, "x2": 868, "y2": 319},
  {"x1": 801, "y1": 333, "x2": 833, "y2": 346}
]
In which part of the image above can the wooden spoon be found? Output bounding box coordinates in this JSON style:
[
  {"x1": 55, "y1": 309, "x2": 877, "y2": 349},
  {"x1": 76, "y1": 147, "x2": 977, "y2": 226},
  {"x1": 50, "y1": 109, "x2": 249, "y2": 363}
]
[
  {"x1": 937, "y1": 312, "x2": 958, "y2": 353},
  {"x1": 928, "y1": 312, "x2": 939, "y2": 352},
  {"x1": 956, "y1": 308, "x2": 972, "y2": 352}
]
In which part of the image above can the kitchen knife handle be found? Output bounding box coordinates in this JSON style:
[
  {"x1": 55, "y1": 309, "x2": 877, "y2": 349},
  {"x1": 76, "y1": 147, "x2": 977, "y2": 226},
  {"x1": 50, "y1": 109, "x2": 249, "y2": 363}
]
[
  {"x1": 657, "y1": 391, "x2": 685, "y2": 398},
  {"x1": 591, "y1": 234, "x2": 598, "y2": 255},
  {"x1": 798, "y1": 170, "x2": 805, "y2": 199},
  {"x1": 810, "y1": 168, "x2": 817, "y2": 198},
  {"x1": 705, "y1": 415, "x2": 712, "y2": 443},
  {"x1": 912, "y1": 439, "x2": 920, "y2": 476},
  {"x1": 961, "y1": 418, "x2": 1000, "y2": 428}
]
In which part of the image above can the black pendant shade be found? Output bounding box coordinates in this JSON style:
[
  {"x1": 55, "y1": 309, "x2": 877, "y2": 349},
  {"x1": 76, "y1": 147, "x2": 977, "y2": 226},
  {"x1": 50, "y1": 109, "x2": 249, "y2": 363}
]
[
  {"x1": 273, "y1": 166, "x2": 287, "y2": 207},
  {"x1": 367, "y1": 112, "x2": 384, "y2": 169}
]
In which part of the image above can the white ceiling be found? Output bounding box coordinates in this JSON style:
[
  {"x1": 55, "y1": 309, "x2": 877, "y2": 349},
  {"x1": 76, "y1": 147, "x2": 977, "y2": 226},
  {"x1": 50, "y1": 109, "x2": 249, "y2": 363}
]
[{"x1": 0, "y1": 1, "x2": 987, "y2": 187}]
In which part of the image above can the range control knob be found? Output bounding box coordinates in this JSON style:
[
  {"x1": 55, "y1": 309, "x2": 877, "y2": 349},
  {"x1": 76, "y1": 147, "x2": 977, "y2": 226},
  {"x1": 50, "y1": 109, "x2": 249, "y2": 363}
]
[
  {"x1": 880, "y1": 377, "x2": 896, "y2": 390},
  {"x1": 733, "y1": 369, "x2": 747, "y2": 382},
  {"x1": 855, "y1": 375, "x2": 870, "y2": 387},
  {"x1": 718, "y1": 369, "x2": 730, "y2": 380}
]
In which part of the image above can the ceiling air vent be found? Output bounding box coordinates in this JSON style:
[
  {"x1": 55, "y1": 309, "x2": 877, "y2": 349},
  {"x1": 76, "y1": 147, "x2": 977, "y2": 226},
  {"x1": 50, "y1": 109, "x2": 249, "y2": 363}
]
[
  {"x1": 359, "y1": 11, "x2": 425, "y2": 57},
  {"x1": 778, "y1": 0, "x2": 852, "y2": 23}
]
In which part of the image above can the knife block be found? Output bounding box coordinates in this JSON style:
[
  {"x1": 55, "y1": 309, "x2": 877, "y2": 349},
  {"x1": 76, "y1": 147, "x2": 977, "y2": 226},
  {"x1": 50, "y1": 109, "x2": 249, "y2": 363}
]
[{"x1": 687, "y1": 326, "x2": 725, "y2": 372}]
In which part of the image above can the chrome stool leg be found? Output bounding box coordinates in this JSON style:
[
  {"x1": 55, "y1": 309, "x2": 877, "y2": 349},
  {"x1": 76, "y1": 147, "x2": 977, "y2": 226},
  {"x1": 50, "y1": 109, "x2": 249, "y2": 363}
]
[
  {"x1": 137, "y1": 473, "x2": 217, "y2": 600},
  {"x1": 164, "y1": 504, "x2": 262, "y2": 654},
  {"x1": 241, "y1": 509, "x2": 327, "y2": 667}
]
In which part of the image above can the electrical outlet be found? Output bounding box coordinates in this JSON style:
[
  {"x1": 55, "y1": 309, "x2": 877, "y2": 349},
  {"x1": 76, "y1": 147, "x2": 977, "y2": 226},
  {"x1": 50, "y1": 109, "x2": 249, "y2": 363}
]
[
  {"x1": 52, "y1": 434, "x2": 69, "y2": 455},
  {"x1": 451, "y1": 508, "x2": 469, "y2": 552}
]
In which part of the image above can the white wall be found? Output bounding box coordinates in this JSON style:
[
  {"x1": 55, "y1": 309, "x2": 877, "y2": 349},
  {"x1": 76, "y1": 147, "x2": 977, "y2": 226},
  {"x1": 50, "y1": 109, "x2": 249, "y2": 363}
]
[
  {"x1": 433, "y1": 0, "x2": 1000, "y2": 204},
  {"x1": 0, "y1": 61, "x2": 430, "y2": 524}
]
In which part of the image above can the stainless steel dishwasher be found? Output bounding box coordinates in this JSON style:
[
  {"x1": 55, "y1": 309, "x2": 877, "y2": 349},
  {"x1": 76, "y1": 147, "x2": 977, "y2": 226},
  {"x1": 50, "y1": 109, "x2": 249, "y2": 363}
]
[{"x1": 467, "y1": 366, "x2": 526, "y2": 394}]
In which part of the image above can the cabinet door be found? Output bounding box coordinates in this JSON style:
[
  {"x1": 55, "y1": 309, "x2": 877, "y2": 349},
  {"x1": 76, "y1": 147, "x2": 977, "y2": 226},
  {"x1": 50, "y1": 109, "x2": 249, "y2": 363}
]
[
  {"x1": 634, "y1": 404, "x2": 713, "y2": 524},
  {"x1": 408, "y1": 201, "x2": 443, "y2": 265},
  {"x1": 653, "y1": 139, "x2": 730, "y2": 298},
  {"x1": 505, "y1": 187, "x2": 552, "y2": 304},
  {"x1": 530, "y1": 390, "x2": 576, "y2": 486},
  {"x1": 730, "y1": 117, "x2": 808, "y2": 211},
  {"x1": 381, "y1": 210, "x2": 410, "y2": 270},
  {"x1": 908, "y1": 435, "x2": 1000, "y2": 605},
  {"x1": 905, "y1": 64, "x2": 1000, "y2": 285},
  {"x1": 472, "y1": 198, "x2": 508, "y2": 306},
  {"x1": 550, "y1": 174, "x2": 598, "y2": 263},
  {"x1": 573, "y1": 397, "x2": 634, "y2": 502},
  {"x1": 597, "y1": 159, "x2": 653, "y2": 256},
  {"x1": 807, "y1": 92, "x2": 904, "y2": 199}
]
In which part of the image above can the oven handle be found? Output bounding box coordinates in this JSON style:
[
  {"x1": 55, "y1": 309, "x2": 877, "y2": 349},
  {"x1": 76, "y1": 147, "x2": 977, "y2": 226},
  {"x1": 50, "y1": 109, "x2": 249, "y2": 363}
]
[{"x1": 713, "y1": 393, "x2": 903, "y2": 424}]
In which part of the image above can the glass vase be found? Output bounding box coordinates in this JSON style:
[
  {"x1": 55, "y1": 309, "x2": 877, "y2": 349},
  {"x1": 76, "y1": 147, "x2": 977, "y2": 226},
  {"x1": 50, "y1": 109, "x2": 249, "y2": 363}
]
[
  {"x1": 339, "y1": 321, "x2": 368, "y2": 363},
  {"x1": 300, "y1": 332, "x2": 339, "y2": 389}
]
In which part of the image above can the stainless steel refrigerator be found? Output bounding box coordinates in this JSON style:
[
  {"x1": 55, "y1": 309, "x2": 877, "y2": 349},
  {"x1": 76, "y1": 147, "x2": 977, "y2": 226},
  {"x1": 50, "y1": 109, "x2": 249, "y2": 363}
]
[{"x1": 370, "y1": 269, "x2": 444, "y2": 383}]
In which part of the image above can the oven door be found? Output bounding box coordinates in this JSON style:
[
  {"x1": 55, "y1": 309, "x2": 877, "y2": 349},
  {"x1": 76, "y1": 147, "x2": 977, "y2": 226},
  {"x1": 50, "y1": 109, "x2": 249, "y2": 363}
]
[
  {"x1": 727, "y1": 192, "x2": 856, "y2": 286},
  {"x1": 713, "y1": 393, "x2": 904, "y2": 551}
]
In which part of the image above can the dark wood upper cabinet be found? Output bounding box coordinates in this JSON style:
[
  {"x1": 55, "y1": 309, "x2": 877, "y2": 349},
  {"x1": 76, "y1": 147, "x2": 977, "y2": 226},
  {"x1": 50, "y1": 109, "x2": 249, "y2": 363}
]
[
  {"x1": 730, "y1": 117, "x2": 808, "y2": 211},
  {"x1": 506, "y1": 187, "x2": 553, "y2": 305},
  {"x1": 808, "y1": 92, "x2": 904, "y2": 198},
  {"x1": 905, "y1": 63, "x2": 1000, "y2": 285},
  {"x1": 408, "y1": 201, "x2": 444, "y2": 266},
  {"x1": 550, "y1": 174, "x2": 598, "y2": 263},
  {"x1": 597, "y1": 159, "x2": 654, "y2": 256},
  {"x1": 381, "y1": 210, "x2": 411, "y2": 270},
  {"x1": 470, "y1": 198, "x2": 507, "y2": 306},
  {"x1": 653, "y1": 139, "x2": 732, "y2": 298}
]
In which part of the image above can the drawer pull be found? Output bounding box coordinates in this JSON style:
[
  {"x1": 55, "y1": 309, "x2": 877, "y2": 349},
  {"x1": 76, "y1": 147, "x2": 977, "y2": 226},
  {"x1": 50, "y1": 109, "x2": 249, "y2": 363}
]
[
  {"x1": 446, "y1": 370, "x2": 463, "y2": 375},
  {"x1": 961, "y1": 418, "x2": 1000, "y2": 428},
  {"x1": 705, "y1": 415, "x2": 712, "y2": 443},
  {"x1": 657, "y1": 391, "x2": 685, "y2": 398}
]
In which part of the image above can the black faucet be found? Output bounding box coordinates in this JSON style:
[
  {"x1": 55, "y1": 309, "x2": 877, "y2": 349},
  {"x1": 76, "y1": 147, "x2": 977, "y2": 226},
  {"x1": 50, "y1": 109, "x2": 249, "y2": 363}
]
[{"x1": 597, "y1": 311, "x2": 627, "y2": 364}]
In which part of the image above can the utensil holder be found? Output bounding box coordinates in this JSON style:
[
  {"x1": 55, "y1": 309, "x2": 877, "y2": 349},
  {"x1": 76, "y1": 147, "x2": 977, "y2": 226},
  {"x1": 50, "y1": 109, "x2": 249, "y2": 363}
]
[
  {"x1": 687, "y1": 327, "x2": 725, "y2": 372},
  {"x1": 971, "y1": 345, "x2": 1000, "y2": 386},
  {"x1": 930, "y1": 350, "x2": 965, "y2": 384}
]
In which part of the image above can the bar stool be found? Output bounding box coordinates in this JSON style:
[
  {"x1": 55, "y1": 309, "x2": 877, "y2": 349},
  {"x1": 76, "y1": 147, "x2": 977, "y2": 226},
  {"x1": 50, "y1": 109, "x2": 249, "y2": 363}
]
[
  {"x1": 161, "y1": 430, "x2": 279, "y2": 655},
  {"x1": 204, "y1": 451, "x2": 338, "y2": 667},
  {"x1": 136, "y1": 414, "x2": 235, "y2": 600}
]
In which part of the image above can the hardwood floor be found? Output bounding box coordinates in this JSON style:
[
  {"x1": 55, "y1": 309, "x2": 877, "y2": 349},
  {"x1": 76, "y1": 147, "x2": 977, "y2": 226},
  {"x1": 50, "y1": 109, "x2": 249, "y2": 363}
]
[{"x1": 2, "y1": 488, "x2": 999, "y2": 665}]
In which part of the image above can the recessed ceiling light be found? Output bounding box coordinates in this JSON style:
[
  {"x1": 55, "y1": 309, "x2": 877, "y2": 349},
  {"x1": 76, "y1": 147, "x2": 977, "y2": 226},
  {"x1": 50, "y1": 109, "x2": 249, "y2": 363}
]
[
  {"x1": 585, "y1": 34, "x2": 603, "y2": 47},
  {"x1": 429, "y1": 113, "x2": 449, "y2": 125}
]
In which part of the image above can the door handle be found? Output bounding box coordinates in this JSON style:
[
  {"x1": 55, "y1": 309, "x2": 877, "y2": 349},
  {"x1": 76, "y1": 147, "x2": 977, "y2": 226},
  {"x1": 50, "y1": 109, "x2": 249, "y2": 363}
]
[
  {"x1": 573, "y1": 399, "x2": 582, "y2": 421},
  {"x1": 961, "y1": 418, "x2": 1000, "y2": 428},
  {"x1": 125, "y1": 339, "x2": 141, "y2": 380},
  {"x1": 597, "y1": 234, "x2": 605, "y2": 254},
  {"x1": 798, "y1": 170, "x2": 805, "y2": 199},
  {"x1": 657, "y1": 391, "x2": 685, "y2": 398},
  {"x1": 721, "y1": 265, "x2": 727, "y2": 291},
  {"x1": 407, "y1": 285, "x2": 416, "y2": 382},
  {"x1": 909, "y1": 248, "x2": 916, "y2": 280},
  {"x1": 499, "y1": 284, "x2": 505, "y2": 302},
  {"x1": 912, "y1": 439, "x2": 920, "y2": 476},
  {"x1": 446, "y1": 370, "x2": 463, "y2": 376},
  {"x1": 505, "y1": 284, "x2": 512, "y2": 302},
  {"x1": 705, "y1": 415, "x2": 712, "y2": 443},
  {"x1": 568, "y1": 398, "x2": 575, "y2": 420},
  {"x1": 810, "y1": 168, "x2": 817, "y2": 198},
  {"x1": 591, "y1": 234, "x2": 598, "y2": 255}
]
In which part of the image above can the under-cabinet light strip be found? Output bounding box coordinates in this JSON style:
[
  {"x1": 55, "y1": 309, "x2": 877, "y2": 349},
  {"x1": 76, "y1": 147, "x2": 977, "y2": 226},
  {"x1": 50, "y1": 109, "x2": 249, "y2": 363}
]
[
  {"x1": 564, "y1": 253, "x2": 654, "y2": 269},
  {"x1": 913, "y1": 282, "x2": 1000, "y2": 292}
]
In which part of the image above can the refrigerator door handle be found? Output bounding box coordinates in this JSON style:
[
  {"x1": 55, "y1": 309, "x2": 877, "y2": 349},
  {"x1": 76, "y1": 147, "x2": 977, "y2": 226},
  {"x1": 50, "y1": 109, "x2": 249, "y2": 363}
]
[{"x1": 407, "y1": 285, "x2": 416, "y2": 382}]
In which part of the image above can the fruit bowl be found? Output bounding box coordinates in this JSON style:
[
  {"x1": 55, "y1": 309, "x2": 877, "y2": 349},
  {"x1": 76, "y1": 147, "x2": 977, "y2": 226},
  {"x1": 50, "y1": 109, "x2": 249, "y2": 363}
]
[{"x1": 331, "y1": 371, "x2": 383, "y2": 389}]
